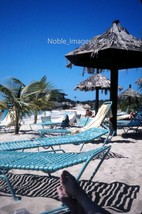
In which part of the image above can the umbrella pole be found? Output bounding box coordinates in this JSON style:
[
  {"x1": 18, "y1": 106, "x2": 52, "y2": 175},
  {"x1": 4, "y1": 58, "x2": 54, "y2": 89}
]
[
  {"x1": 110, "y1": 68, "x2": 118, "y2": 135},
  {"x1": 95, "y1": 89, "x2": 99, "y2": 114}
]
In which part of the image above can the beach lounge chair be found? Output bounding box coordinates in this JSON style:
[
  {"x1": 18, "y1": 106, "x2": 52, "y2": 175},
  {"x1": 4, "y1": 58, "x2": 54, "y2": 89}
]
[
  {"x1": 74, "y1": 116, "x2": 91, "y2": 127},
  {"x1": 29, "y1": 115, "x2": 60, "y2": 130},
  {"x1": 0, "y1": 127, "x2": 110, "y2": 152},
  {"x1": 38, "y1": 116, "x2": 92, "y2": 137},
  {"x1": 0, "y1": 109, "x2": 8, "y2": 122},
  {"x1": 38, "y1": 101, "x2": 112, "y2": 137},
  {"x1": 0, "y1": 145, "x2": 111, "y2": 202},
  {"x1": 0, "y1": 110, "x2": 15, "y2": 132},
  {"x1": 136, "y1": 108, "x2": 142, "y2": 123},
  {"x1": 30, "y1": 112, "x2": 77, "y2": 130},
  {"x1": 117, "y1": 118, "x2": 141, "y2": 133}
]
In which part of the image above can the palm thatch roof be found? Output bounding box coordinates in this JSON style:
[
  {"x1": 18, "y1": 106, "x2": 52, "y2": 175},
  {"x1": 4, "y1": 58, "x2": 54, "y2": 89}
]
[
  {"x1": 66, "y1": 20, "x2": 142, "y2": 70},
  {"x1": 119, "y1": 85, "x2": 141, "y2": 98},
  {"x1": 72, "y1": 21, "x2": 142, "y2": 53},
  {"x1": 75, "y1": 73, "x2": 122, "y2": 113},
  {"x1": 135, "y1": 78, "x2": 142, "y2": 91},
  {"x1": 74, "y1": 73, "x2": 122, "y2": 92},
  {"x1": 135, "y1": 78, "x2": 142, "y2": 84}
]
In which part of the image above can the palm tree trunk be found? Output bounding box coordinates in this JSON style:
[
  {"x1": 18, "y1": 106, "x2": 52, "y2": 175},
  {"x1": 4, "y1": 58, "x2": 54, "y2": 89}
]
[
  {"x1": 15, "y1": 110, "x2": 20, "y2": 134},
  {"x1": 34, "y1": 110, "x2": 38, "y2": 123}
]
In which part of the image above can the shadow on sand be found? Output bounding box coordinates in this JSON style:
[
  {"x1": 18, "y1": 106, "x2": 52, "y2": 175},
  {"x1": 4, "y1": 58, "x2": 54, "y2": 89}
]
[
  {"x1": 0, "y1": 161, "x2": 140, "y2": 214},
  {"x1": 121, "y1": 131, "x2": 142, "y2": 140}
]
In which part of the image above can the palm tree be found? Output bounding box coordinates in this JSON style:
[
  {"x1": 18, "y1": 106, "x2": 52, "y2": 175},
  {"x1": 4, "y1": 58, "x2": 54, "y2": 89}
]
[
  {"x1": 0, "y1": 78, "x2": 32, "y2": 134},
  {"x1": 0, "y1": 76, "x2": 54, "y2": 134},
  {"x1": 21, "y1": 76, "x2": 53, "y2": 123},
  {"x1": 0, "y1": 101, "x2": 8, "y2": 110}
]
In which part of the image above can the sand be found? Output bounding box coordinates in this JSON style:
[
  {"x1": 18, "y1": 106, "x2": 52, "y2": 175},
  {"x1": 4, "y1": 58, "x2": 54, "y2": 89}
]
[{"x1": 0, "y1": 120, "x2": 142, "y2": 214}]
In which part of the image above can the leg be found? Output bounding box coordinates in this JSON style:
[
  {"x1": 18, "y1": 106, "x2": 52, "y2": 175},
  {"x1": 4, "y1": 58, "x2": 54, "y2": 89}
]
[
  {"x1": 59, "y1": 170, "x2": 111, "y2": 214},
  {"x1": 57, "y1": 174, "x2": 85, "y2": 214}
]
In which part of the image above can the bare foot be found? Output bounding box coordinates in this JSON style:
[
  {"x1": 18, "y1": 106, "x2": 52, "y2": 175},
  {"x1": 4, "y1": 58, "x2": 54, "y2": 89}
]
[
  {"x1": 57, "y1": 185, "x2": 84, "y2": 214},
  {"x1": 58, "y1": 170, "x2": 111, "y2": 214},
  {"x1": 60, "y1": 170, "x2": 81, "y2": 198}
]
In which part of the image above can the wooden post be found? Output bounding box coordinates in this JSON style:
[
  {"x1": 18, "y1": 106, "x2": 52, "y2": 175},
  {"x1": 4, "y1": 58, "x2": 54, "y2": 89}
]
[
  {"x1": 95, "y1": 88, "x2": 99, "y2": 114},
  {"x1": 110, "y1": 68, "x2": 118, "y2": 135}
]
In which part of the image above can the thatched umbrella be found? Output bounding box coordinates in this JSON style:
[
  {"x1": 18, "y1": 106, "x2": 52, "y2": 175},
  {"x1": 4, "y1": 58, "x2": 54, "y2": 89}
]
[
  {"x1": 119, "y1": 84, "x2": 141, "y2": 110},
  {"x1": 135, "y1": 78, "x2": 142, "y2": 90},
  {"x1": 119, "y1": 84, "x2": 141, "y2": 99},
  {"x1": 136, "y1": 78, "x2": 142, "y2": 84},
  {"x1": 65, "y1": 20, "x2": 142, "y2": 134},
  {"x1": 74, "y1": 73, "x2": 123, "y2": 113}
]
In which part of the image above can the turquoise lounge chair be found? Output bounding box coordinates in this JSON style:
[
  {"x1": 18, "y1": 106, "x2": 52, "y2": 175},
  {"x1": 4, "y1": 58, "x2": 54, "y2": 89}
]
[
  {"x1": 0, "y1": 109, "x2": 8, "y2": 122},
  {"x1": 0, "y1": 145, "x2": 111, "y2": 203},
  {"x1": 0, "y1": 127, "x2": 110, "y2": 152},
  {"x1": 74, "y1": 116, "x2": 91, "y2": 127},
  {"x1": 117, "y1": 118, "x2": 141, "y2": 133},
  {"x1": 38, "y1": 101, "x2": 112, "y2": 137},
  {"x1": 29, "y1": 116, "x2": 61, "y2": 130},
  {"x1": 30, "y1": 112, "x2": 76, "y2": 131},
  {"x1": 38, "y1": 116, "x2": 92, "y2": 136}
]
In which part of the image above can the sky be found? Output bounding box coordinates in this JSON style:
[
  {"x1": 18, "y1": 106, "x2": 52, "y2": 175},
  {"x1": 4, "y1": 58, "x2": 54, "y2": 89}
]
[{"x1": 0, "y1": 0, "x2": 142, "y2": 101}]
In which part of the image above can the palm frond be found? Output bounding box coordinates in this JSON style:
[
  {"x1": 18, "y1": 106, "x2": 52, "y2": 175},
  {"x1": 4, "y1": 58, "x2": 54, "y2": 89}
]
[
  {"x1": 11, "y1": 78, "x2": 25, "y2": 87},
  {"x1": 0, "y1": 101, "x2": 8, "y2": 110},
  {"x1": 0, "y1": 84, "x2": 20, "y2": 106}
]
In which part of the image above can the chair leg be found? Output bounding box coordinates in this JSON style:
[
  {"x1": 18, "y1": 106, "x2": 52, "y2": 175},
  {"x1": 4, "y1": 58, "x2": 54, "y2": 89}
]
[
  {"x1": 40, "y1": 205, "x2": 69, "y2": 214},
  {"x1": 0, "y1": 172, "x2": 21, "y2": 201},
  {"x1": 89, "y1": 146, "x2": 111, "y2": 181},
  {"x1": 76, "y1": 146, "x2": 111, "y2": 182}
]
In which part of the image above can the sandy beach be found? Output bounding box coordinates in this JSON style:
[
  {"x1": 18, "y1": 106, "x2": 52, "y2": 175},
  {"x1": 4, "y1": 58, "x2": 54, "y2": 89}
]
[{"x1": 0, "y1": 118, "x2": 142, "y2": 214}]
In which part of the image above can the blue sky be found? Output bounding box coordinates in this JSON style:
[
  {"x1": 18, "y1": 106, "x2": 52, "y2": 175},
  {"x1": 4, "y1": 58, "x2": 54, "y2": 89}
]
[{"x1": 0, "y1": 0, "x2": 142, "y2": 101}]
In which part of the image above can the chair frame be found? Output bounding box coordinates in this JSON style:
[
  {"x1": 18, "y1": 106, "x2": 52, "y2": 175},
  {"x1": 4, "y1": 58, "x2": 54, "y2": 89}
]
[
  {"x1": 0, "y1": 145, "x2": 111, "y2": 203},
  {"x1": 0, "y1": 127, "x2": 110, "y2": 152},
  {"x1": 117, "y1": 118, "x2": 141, "y2": 133}
]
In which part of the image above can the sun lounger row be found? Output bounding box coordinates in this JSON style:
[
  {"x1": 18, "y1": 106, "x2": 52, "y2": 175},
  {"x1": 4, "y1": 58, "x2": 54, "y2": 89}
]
[
  {"x1": 0, "y1": 101, "x2": 113, "y2": 213},
  {"x1": 38, "y1": 101, "x2": 112, "y2": 137}
]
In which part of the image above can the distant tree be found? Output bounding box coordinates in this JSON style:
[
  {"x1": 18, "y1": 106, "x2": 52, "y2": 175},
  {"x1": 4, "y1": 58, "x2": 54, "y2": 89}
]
[{"x1": 49, "y1": 89, "x2": 65, "y2": 102}]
